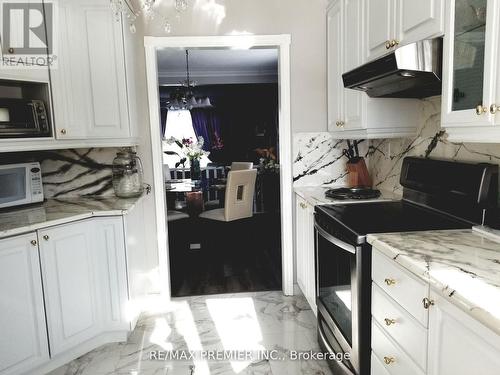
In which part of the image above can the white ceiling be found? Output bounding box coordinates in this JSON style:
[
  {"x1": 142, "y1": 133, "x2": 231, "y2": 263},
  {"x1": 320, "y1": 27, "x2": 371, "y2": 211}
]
[{"x1": 156, "y1": 48, "x2": 279, "y2": 85}]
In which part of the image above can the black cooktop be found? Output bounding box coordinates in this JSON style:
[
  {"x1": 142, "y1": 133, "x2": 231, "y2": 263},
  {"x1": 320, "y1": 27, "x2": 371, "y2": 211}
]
[{"x1": 315, "y1": 200, "x2": 473, "y2": 244}]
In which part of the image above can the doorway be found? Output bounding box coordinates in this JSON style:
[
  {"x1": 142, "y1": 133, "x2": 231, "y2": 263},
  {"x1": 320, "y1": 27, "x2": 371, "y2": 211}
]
[{"x1": 144, "y1": 35, "x2": 293, "y2": 299}]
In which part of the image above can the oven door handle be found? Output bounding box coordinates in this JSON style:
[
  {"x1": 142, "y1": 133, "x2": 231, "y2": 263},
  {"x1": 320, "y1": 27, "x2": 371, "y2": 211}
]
[{"x1": 314, "y1": 221, "x2": 356, "y2": 254}]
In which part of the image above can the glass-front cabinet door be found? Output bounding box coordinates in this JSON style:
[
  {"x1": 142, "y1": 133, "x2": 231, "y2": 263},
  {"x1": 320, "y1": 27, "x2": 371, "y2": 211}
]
[{"x1": 442, "y1": 0, "x2": 497, "y2": 128}]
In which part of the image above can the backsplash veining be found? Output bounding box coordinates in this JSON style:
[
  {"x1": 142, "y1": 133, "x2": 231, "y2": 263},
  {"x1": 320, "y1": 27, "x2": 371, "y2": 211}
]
[
  {"x1": 0, "y1": 148, "x2": 119, "y2": 198},
  {"x1": 369, "y1": 97, "x2": 500, "y2": 198}
]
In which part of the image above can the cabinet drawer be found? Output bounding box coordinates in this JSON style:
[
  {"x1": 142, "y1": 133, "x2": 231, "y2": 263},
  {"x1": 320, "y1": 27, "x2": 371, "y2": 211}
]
[
  {"x1": 371, "y1": 351, "x2": 391, "y2": 375},
  {"x1": 372, "y1": 319, "x2": 425, "y2": 375},
  {"x1": 372, "y1": 249, "x2": 429, "y2": 326},
  {"x1": 372, "y1": 283, "x2": 427, "y2": 370}
]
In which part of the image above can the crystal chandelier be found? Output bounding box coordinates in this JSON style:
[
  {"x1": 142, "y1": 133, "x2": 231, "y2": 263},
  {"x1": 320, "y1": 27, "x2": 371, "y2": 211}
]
[
  {"x1": 110, "y1": 0, "x2": 189, "y2": 34},
  {"x1": 165, "y1": 50, "x2": 213, "y2": 111}
]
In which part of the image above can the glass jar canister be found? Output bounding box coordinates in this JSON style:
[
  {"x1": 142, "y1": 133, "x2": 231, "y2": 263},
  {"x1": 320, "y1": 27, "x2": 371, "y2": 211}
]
[{"x1": 112, "y1": 148, "x2": 144, "y2": 198}]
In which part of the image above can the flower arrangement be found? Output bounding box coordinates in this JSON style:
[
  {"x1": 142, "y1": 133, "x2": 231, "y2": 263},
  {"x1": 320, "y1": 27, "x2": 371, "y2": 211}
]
[{"x1": 164, "y1": 136, "x2": 210, "y2": 168}]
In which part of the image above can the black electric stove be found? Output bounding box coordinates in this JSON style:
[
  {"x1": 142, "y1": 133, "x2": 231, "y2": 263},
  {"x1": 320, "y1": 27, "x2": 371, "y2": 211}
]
[{"x1": 315, "y1": 157, "x2": 499, "y2": 375}]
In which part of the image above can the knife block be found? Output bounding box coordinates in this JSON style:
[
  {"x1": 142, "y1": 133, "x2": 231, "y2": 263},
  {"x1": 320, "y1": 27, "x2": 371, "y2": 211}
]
[{"x1": 347, "y1": 158, "x2": 372, "y2": 187}]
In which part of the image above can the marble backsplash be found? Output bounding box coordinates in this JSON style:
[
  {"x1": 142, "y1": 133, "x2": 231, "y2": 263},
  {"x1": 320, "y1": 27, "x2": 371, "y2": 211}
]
[
  {"x1": 293, "y1": 132, "x2": 368, "y2": 187},
  {"x1": 1, "y1": 148, "x2": 119, "y2": 198},
  {"x1": 369, "y1": 97, "x2": 500, "y2": 198}
]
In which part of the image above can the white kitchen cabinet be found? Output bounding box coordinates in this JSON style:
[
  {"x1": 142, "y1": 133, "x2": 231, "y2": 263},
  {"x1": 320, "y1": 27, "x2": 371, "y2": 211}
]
[
  {"x1": 295, "y1": 195, "x2": 316, "y2": 314},
  {"x1": 327, "y1": 0, "x2": 421, "y2": 139},
  {"x1": 427, "y1": 291, "x2": 500, "y2": 375},
  {"x1": 0, "y1": 233, "x2": 49, "y2": 375},
  {"x1": 47, "y1": 0, "x2": 131, "y2": 140},
  {"x1": 38, "y1": 220, "x2": 101, "y2": 356},
  {"x1": 0, "y1": 0, "x2": 51, "y2": 83},
  {"x1": 365, "y1": 0, "x2": 444, "y2": 61},
  {"x1": 441, "y1": 0, "x2": 500, "y2": 142},
  {"x1": 93, "y1": 217, "x2": 130, "y2": 332}
]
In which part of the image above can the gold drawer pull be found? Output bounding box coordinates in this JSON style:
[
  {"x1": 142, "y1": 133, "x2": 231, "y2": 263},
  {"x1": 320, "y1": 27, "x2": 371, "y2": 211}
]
[
  {"x1": 384, "y1": 318, "x2": 396, "y2": 326},
  {"x1": 390, "y1": 39, "x2": 399, "y2": 47},
  {"x1": 384, "y1": 278, "x2": 396, "y2": 286},
  {"x1": 490, "y1": 104, "x2": 499, "y2": 114},
  {"x1": 383, "y1": 356, "x2": 395, "y2": 365},
  {"x1": 476, "y1": 105, "x2": 487, "y2": 115},
  {"x1": 299, "y1": 202, "x2": 307, "y2": 209},
  {"x1": 30, "y1": 240, "x2": 37, "y2": 246},
  {"x1": 385, "y1": 40, "x2": 392, "y2": 49},
  {"x1": 422, "y1": 297, "x2": 435, "y2": 309}
]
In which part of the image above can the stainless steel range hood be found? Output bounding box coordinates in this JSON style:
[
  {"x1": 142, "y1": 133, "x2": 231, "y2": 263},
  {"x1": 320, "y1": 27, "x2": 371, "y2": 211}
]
[{"x1": 342, "y1": 38, "x2": 442, "y2": 98}]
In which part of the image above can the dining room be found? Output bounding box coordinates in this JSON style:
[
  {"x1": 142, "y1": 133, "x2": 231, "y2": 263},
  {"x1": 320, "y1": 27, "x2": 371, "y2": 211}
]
[{"x1": 157, "y1": 47, "x2": 282, "y2": 297}]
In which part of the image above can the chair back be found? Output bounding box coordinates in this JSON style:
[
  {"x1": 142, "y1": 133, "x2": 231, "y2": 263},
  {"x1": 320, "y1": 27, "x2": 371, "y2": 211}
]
[
  {"x1": 224, "y1": 169, "x2": 257, "y2": 221},
  {"x1": 230, "y1": 162, "x2": 253, "y2": 171}
]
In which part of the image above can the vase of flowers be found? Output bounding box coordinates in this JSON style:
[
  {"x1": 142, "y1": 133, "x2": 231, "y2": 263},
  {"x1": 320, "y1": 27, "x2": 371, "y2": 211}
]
[{"x1": 164, "y1": 136, "x2": 210, "y2": 183}]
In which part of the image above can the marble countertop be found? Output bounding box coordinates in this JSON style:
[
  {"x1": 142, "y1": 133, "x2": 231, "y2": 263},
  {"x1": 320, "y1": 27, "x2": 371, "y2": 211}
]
[
  {"x1": 0, "y1": 195, "x2": 144, "y2": 239},
  {"x1": 368, "y1": 229, "x2": 500, "y2": 335},
  {"x1": 294, "y1": 185, "x2": 397, "y2": 206}
]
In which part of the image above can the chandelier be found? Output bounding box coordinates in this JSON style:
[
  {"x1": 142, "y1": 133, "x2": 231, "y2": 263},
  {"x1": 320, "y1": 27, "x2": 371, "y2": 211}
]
[
  {"x1": 110, "y1": 0, "x2": 189, "y2": 34},
  {"x1": 165, "y1": 50, "x2": 213, "y2": 111}
]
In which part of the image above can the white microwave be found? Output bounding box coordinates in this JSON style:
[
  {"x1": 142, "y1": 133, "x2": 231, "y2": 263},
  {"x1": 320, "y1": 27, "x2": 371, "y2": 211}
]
[{"x1": 0, "y1": 162, "x2": 44, "y2": 209}]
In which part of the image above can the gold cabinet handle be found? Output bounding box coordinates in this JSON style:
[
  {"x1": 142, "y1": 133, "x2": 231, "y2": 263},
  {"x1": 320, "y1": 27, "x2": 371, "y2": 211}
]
[
  {"x1": 299, "y1": 202, "x2": 307, "y2": 209},
  {"x1": 490, "y1": 104, "x2": 499, "y2": 114},
  {"x1": 338, "y1": 121, "x2": 345, "y2": 127},
  {"x1": 476, "y1": 105, "x2": 487, "y2": 115},
  {"x1": 30, "y1": 240, "x2": 37, "y2": 246},
  {"x1": 422, "y1": 297, "x2": 435, "y2": 309},
  {"x1": 60, "y1": 129, "x2": 67, "y2": 135},
  {"x1": 384, "y1": 278, "x2": 396, "y2": 286},
  {"x1": 43, "y1": 235, "x2": 49, "y2": 241},
  {"x1": 385, "y1": 40, "x2": 392, "y2": 49},
  {"x1": 383, "y1": 356, "x2": 395, "y2": 365},
  {"x1": 390, "y1": 39, "x2": 399, "y2": 48},
  {"x1": 384, "y1": 318, "x2": 396, "y2": 326}
]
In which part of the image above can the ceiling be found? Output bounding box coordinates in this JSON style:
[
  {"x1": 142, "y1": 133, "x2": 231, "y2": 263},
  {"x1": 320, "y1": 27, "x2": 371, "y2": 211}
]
[{"x1": 156, "y1": 48, "x2": 279, "y2": 85}]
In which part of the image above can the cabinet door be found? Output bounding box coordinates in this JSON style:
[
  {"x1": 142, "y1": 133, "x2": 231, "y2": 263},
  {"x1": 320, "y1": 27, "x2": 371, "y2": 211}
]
[
  {"x1": 48, "y1": 0, "x2": 130, "y2": 139},
  {"x1": 428, "y1": 291, "x2": 500, "y2": 375},
  {"x1": 396, "y1": 0, "x2": 444, "y2": 47},
  {"x1": 327, "y1": 0, "x2": 344, "y2": 131},
  {"x1": 39, "y1": 220, "x2": 101, "y2": 355},
  {"x1": 442, "y1": 0, "x2": 497, "y2": 128},
  {"x1": 343, "y1": 0, "x2": 364, "y2": 130},
  {"x1": 366, "y1": 0, "x2": 395, "y2": 61},
  {"x1": 0, "y1": 0, "x2": 50, "y2": 82},
  {"x1": 93, "y1": 217, "x2": 129, "y2": 331},
  {"x1": 295, "y1": 196, "x2": 316, "y2": 314},
  {"x1": 0, "y1": 234, "x2": 49, "y2": 375}
]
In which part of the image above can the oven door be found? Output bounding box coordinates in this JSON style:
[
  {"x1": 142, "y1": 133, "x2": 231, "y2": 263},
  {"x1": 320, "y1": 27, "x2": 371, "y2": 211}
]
[
  {"x1": 0, "y1": 99, "x2": 41, "y2": 137},
  {"x1": 0, "y1": 165, "x2": 31, "y2": 208},
  {"x1": 315, "y1": 220, "x2": 361, "y2": 373}
]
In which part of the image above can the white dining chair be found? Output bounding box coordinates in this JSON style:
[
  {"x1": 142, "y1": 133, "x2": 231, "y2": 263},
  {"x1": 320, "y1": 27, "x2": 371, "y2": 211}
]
[
  {"x1": 199, "y1": 169, "x2": 257, "y2": 222},
  {"x1": 230, "y1": 162, "x2": 253, "y2": 171}
]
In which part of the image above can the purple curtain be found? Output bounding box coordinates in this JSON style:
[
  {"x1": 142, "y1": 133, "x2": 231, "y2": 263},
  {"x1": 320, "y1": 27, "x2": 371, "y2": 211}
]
[{"x1": 190, "y1": 108, "x2": 223, "y2": 151}]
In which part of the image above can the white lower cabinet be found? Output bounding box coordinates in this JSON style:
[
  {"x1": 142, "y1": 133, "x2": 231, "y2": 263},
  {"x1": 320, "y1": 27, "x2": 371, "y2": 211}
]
[
  {"x1": 39, "y1": 220, "x2": 101, "y2": 355},
  {"x1": 427, "y1": 291, "x2": 500, "y2": 375},
  {"x1": 372, "y1": 247, "x2": 500, "y2": 375},
  {"x1": 295, "y1": 195, "x2": 316, "y2": 314},
  {"x1": 0, "y1": 216, "x2": 131, "y2": 375},
  {"x1": 0, "y1": 234, "x2": 49, "y2": 375}
]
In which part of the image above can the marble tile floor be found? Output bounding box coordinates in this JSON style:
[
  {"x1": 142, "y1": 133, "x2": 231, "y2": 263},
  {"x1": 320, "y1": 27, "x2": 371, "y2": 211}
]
[{"x1": 48, "y1": 291, "x2": 333, "y2": 375}]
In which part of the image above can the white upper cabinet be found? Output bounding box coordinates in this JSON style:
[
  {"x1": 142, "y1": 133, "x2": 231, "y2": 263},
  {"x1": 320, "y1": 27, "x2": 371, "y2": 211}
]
[
  {"x1": 48, "y1": 0, "x2": 131, "y2": 140},
  {"x1": 327, "y1": 0, "x2": 343, "y2": 132},
  {"x1": 0, "y1": 0, "x2": 51, "y2": 83},
  {"x1": 366, "y1": 0, "x2": 395, "y2": 61},
  {"x1": 327, "y1": 0, "x2": 421, "y2": 139},
  {"x1": 441, "y1": 0, "x2": 500, "y2": 142},
  {"x1": 366, "y1": 0, "x2": 444, "y2": 61},
  {"x1": 0, "y1": 234, "x2": 49, "y2": 375},
  {"x1": 396, "y1": 0, "x2": 445, "y2": 46}
]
